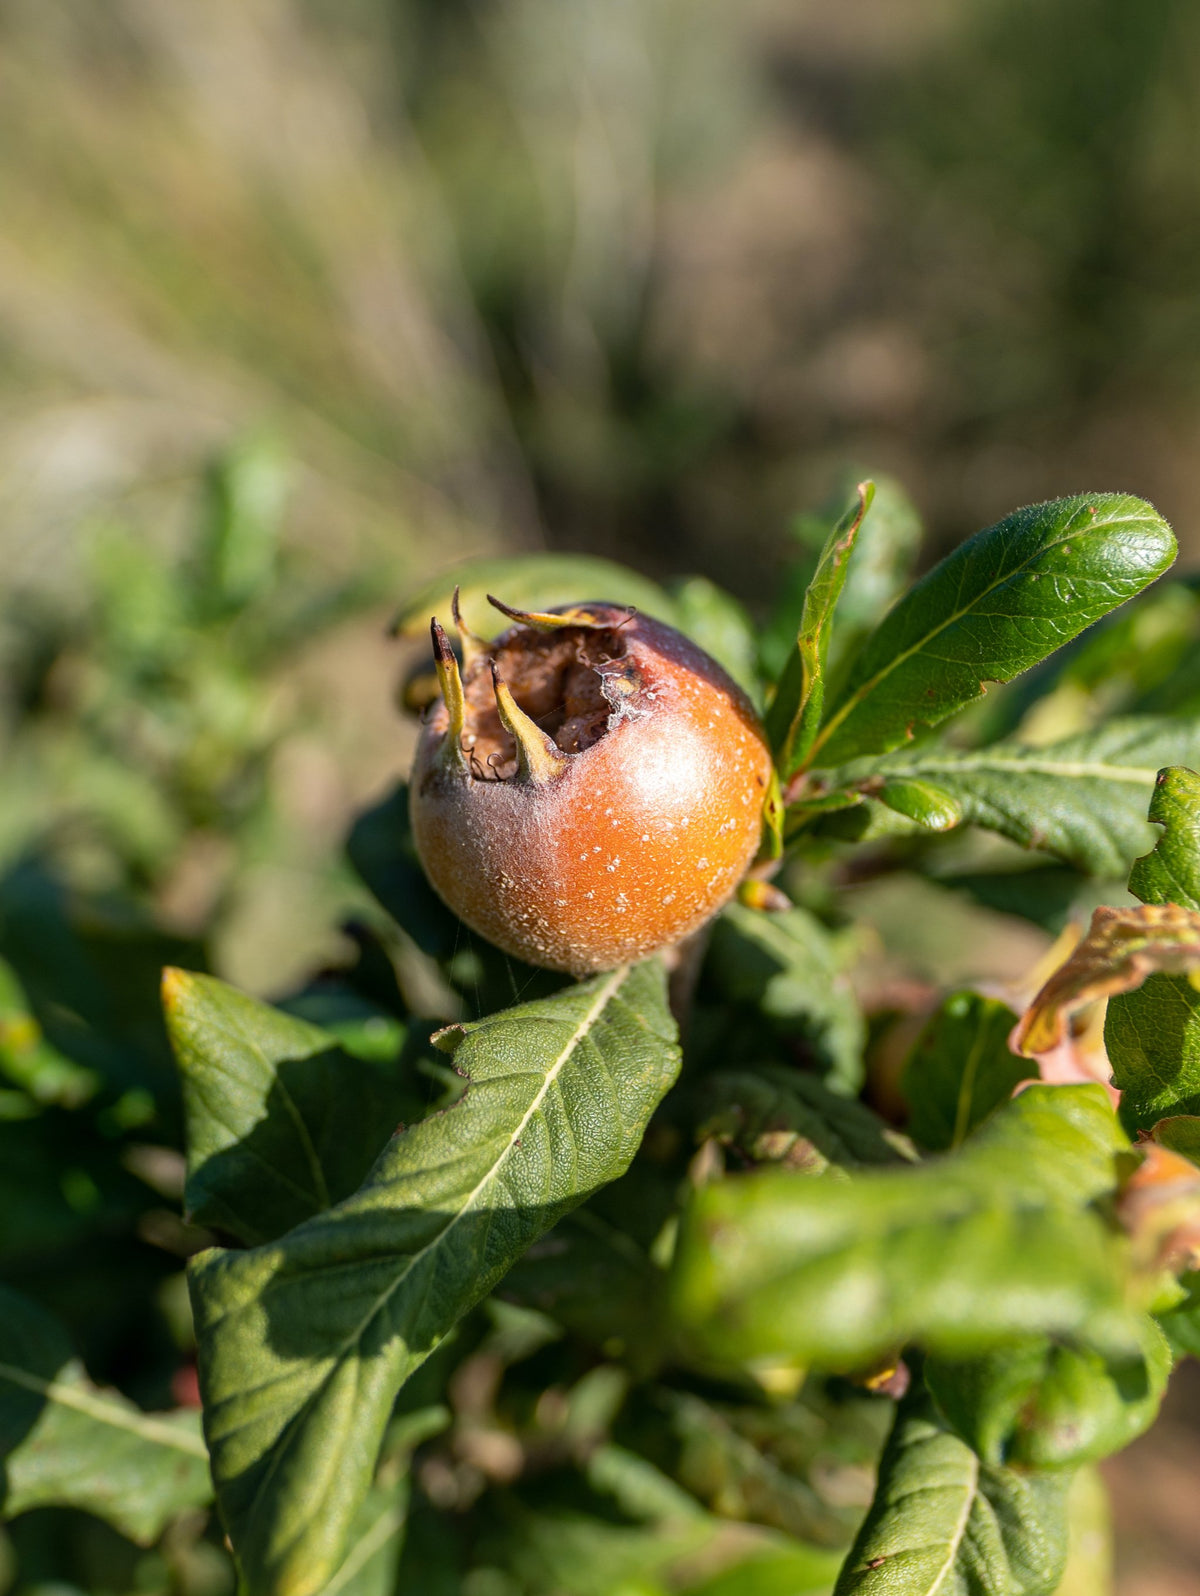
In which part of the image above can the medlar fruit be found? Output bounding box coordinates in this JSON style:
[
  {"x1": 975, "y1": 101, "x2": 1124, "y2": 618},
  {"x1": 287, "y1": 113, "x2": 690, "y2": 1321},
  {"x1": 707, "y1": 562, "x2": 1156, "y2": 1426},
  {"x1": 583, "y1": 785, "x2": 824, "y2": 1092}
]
[{"x1": 410, "y1": 596, "x2": 772, "y2": 975}]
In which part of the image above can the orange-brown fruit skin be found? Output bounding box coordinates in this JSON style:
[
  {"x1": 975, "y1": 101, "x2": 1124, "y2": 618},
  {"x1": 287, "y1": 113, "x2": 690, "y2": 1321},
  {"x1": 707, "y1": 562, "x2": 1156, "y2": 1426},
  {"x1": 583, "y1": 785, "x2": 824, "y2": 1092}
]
[{"x1": 410, "y1": 606, "x2": 773, "y2": 975}]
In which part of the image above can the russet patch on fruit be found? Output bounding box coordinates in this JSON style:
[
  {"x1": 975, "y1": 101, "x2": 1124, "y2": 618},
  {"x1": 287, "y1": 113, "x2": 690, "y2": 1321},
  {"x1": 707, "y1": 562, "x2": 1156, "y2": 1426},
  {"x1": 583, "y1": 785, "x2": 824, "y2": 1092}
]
[{"x1": 410, "y1": 595, "x2": 773, "y2": 974}]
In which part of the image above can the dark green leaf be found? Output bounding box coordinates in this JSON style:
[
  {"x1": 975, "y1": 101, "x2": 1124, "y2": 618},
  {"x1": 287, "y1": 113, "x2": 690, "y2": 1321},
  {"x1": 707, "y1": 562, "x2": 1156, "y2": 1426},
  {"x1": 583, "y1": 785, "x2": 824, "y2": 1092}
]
[
  {"x1": 0, "y1": 857, "x2": 204, "y2": 1106},
  {"x1": 472, "y1": 1445, "x2": 713, "y2": 1596},
  {"x1": 937, "y1": 865, "x2": 1089, "y2": 934},
  {"x1": 189, "y1": 962, "x2": 680, "y2": 1596},
  {"x1": 811, "y1": 717, "x2": 1200, "y2": 877},
  {"x1": 671, "y1": 1085, "x2": 1133, "y2": 1373},
  {"x1": 166, "y1": 969, "x2": 414, "y2": 1247},
  {"x1": 704, "y1": 905, "x2": 865, "y2": 1092},
  {"x1": 501, "y1": 1206, "x2": 667, "y2": 1372},
  {"x1": 902, "y1": 991, "x2": 1029, "y2": 1153},
  {"x1": 345, "y1": 783, "x2": 461, "y2": 961},
  {"x1": 0, "y1": 1286, "x2": 211, "y2": 1543},
  {"x1": 766, "y1": 483, "x2": 874, "y2": 774},
  {"x1": 926, "y1": 1313, "x2": 1170, "y2": 1469},
  {"x1": 279, "y1": 985, "x2": 408, "y2": 1067},
  {"x1": 833, "y1": 1387, "x2": 1069, "y2": 1596},
  {"x1": 1108, "y1": 765, "x2": 1200, "y2": 1130},
  {"x1": 808, "y1": 494, "x2": 1175, "y2": 768},
  {"x1": 697, "y1": 1065, "x2": 910, "y2": 1171},
  {"x1": 667, "y1": 1389, "x2": 871, "y2": 1548},
  {"x1": 0, "y1": 957, "x2": 98, "y2": 1108}
]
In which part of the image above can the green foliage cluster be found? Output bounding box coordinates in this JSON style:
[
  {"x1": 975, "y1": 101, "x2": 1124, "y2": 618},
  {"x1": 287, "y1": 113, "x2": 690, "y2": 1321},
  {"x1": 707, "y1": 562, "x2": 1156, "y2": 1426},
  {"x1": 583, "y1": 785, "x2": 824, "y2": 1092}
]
[
  {"x1": 8, "y1": 479, "x2": 1200, "y2": 1596},
  {"x1": 0, "y1": 436, "x2": 373, "y2": 900}
]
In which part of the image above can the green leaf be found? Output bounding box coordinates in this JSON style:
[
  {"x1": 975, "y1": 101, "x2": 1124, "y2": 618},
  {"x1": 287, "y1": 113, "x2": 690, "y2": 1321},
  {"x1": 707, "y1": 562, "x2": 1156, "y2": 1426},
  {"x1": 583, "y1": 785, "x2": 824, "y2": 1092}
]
[
  {"x1": 766, "y1": 483, "x2": 874, "y2": 774},
  {"x1": 902, "y1": 991, "x2": 1029, "y2": 1153},
  {"x1": 1055, "y1": 1467, "x2": 1113, "y2": 1596},
  {"x1": 697, "y1": 1065, "x2": 910, "y2": 1172},
  {"x1": 320, "y1": 1481, "x2": 409, "y2": 1596},
  {"x1": 832, "y1": 1387, "x2": 1069, "y2": 1596},
  {"x1": 704, "y1": 905, "x2": 866, "y2": 1092},
  {"x1": 501, "y1": 1205, "x2": 667, "y2": 1372},
  {"x1": 669, "y1": 576, "x2": 762, "y2": 703},
  {"x1": 807, "y1": 494, "x2": 1176, "y2": 768},
  {"x1": 1128, "y1": 765, "x2": 1200, "y2": 908},
  {"x1": 671, "y1": 1085, "x2": 1133, "y2": 1373},
  {"x1": 1148, "y1": 1113, "x2": 1200, "y2": 1163},
  {"x1": 345, "y1": 783, "x2": 461, "y2": 961},
  {"x1": 0, "y1": 1285, "x2": 211, "y2": 1543},
  {"x1": 470, "y1": 1445, "x2": 714, "y2": 1596},
  {"x1": 1108, "y1": 766, "x2": 1200, "y2": 1130},
  {"x1": 681, "y1": 1540, "x2": 844, "y2": 1596},
  {"x1": 874, "y1": 778, "x2": 963, "y2": 833},
  {"x1": 811, "y1": 717, "x2": 1200, "y2": 877},
  {"x1": 392, "y1": 554, "x2": 677, "y2": 641},
  {"x1": 926, "y1": 1313, "x2": 1171, "y2": 1469},
  {"x1": 666, "y1": 1389, "x2": 870, "y2": 1549},
  {"x1": 189, "y1": 962, "x2": 680, "y2": 1596},
  {"x1": 0, "y1": 957, "x2": 98, "y2": 1109},
  {"x1": 761, "y1": 474, "x2": 923, "y2": 686},
  {"x1": 1106, "y1": 981, "x2": 1200, "y2": 1133},
  {"x1": 1155, "y1": 1269, "x2": 1200, "y2": 1358},
  {"x1": 937, "y1": 865, "x2": 1088, "y2": 934},
  {"x1": 165, "y1": 969, "x2": 413, "y2": 1247}
]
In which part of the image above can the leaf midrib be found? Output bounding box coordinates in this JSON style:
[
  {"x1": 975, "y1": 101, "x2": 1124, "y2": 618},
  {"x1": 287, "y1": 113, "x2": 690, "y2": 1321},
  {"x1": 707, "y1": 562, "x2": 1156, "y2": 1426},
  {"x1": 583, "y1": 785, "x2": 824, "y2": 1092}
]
[
  {"x1": 0, "y1": 1359, "x2": 208, "y2": 1459},
  {"x1": 928, "y1": 1444, "x2": 978, "y2": 1596},
  {"x1": 216, "y1": 1013, "x2": 332, "y2": 1211},
  {"x1": 842, "y1": 753, "x2": 1164, "y2": 786},
  {"x1": 807, "y1": 501, "x2": 1150, "y2": 765}
]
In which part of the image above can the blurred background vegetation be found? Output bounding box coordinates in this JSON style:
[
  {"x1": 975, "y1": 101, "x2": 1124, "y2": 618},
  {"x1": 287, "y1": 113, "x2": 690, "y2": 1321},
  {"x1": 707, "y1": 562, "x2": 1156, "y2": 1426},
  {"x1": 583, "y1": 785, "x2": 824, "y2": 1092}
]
[
  {"x1": 5, "y1": 0, "x2": 1200, "y2": 990},
  {"x1": 4, "y1": 1, "x2": 1200, "y2": 1591}
]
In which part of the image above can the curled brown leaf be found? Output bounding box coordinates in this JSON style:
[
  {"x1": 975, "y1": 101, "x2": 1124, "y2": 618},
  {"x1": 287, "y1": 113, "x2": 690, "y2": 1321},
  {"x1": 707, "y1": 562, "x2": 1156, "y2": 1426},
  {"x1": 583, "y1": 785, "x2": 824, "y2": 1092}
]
[{"x1": 1012, "y1": 903, "x2": 1200, "y2": 1057}]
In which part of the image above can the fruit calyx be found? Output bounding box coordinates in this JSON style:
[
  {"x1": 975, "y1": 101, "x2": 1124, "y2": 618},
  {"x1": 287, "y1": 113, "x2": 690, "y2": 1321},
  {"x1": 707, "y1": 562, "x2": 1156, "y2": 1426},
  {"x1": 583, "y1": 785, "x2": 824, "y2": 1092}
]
[{"x1": 429, "y1": 592, "x2": 645, "y2": 785}]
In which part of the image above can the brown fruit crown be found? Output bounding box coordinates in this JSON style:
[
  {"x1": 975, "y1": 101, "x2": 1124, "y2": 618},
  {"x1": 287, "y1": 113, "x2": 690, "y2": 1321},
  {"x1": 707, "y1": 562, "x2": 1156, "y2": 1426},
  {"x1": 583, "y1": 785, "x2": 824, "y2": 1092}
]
[{"x1": 409, "y1": 593, "x2": 773, "y2": 975}]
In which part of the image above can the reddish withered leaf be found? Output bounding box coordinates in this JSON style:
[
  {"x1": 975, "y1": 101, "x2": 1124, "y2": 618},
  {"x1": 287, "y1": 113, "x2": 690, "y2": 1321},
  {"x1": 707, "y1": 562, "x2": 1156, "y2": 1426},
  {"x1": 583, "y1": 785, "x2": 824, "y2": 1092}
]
[{"x1": 1014, "y1": 903, "x2": 1200, "y2": 1057}]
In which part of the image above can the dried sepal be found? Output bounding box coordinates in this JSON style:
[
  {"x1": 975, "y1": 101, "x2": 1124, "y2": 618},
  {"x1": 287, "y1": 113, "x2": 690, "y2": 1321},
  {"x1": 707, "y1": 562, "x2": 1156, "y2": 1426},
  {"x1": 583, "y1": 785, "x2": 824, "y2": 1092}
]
[
  {"x1": 486, "y1": 593, "x2": 618, "y2": 631},
  {"x1": 490, "y1": 662, "x2": 569, "y2": 784},
  {"x1": 429, "y1": 617, "x2": 468, "y2": 772},
  {"x1": 451, "y1": 584, "x2": 488, "y2": 669}
]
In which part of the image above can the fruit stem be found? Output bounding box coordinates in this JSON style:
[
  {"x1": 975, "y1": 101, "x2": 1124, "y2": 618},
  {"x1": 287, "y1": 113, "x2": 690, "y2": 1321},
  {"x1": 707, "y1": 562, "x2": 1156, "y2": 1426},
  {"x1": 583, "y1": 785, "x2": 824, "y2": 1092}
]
[{"x1": 491, "y1": 663, "x2": 569, "y2": 783}]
